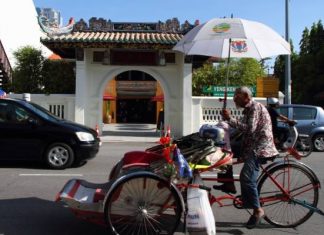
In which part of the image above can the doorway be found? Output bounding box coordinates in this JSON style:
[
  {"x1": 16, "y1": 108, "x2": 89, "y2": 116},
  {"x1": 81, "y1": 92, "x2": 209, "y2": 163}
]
[{"x1": 116, "y1": 98, "x2": 156, "y2": 123}]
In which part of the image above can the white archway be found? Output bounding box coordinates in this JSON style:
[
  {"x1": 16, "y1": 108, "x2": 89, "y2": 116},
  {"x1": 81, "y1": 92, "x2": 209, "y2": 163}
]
[{"x1": 74, "y1": 49, "x2": 192, "y2": 137}]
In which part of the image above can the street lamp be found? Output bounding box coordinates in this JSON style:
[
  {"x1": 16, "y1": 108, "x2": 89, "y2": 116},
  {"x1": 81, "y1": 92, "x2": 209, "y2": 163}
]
[{"x1": 285, "y1": 0, "x2": 292, "y2": 104}]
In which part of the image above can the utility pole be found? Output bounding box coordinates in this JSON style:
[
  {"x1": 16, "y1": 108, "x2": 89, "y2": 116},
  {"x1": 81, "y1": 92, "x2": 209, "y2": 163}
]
[{"x1": 285, "y1": 0, "x2": 292, "y2": 104}]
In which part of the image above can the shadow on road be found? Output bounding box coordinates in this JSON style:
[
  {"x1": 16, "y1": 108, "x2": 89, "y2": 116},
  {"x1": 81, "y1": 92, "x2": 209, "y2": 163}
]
[{"x1": 0, "y1": 197, "x2": 108, "y2": 235}]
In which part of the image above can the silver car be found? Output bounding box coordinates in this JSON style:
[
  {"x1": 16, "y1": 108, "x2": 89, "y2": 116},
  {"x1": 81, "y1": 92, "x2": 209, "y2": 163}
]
[{"x1": 278, "y1": 104, "x2": 324, "y2": 152}]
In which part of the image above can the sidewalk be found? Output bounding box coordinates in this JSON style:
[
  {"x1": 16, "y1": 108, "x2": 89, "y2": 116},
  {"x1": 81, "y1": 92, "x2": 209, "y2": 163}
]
[{"x1": 100, "y1": 123, "x2": 162, "y2": 142}]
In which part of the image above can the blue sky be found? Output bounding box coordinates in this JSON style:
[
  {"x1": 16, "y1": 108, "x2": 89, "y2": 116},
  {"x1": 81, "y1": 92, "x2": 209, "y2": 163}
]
[{"x1": 33, "y1": 0, "x2": 323, "y2": 52}]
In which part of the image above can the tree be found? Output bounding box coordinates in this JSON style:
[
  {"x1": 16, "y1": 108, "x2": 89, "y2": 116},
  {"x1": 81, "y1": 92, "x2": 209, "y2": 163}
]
[
  {"x1": 10, "y1": 45, "x2": 76, "y2": 94},
  {"x1": 192, "y1": 62, "x2": 218, "y2": 96},
  {"x1": 12, "y1": 46, "x2": 44, "y2": 93},
  {"x1": 273, "y1": 39, "x2": 299, "y2": 101},
  {"x1": 42, "y1": 60, "x2": 75, "y2": 94},
  {"x1": 281, "y1": 20, "x2": 324, "y2": 105},
  {"x1": 192, "y1": 58, "x2": 265, "y2": 96},
  {"x1": 217, "y1": 58, "x2": 265, "y2": 86}
]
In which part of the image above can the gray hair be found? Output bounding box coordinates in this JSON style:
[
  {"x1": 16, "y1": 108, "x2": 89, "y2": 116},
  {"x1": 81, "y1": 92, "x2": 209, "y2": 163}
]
[{"x1": 235, "y1": 86, "x2": 252, "y2": 98}]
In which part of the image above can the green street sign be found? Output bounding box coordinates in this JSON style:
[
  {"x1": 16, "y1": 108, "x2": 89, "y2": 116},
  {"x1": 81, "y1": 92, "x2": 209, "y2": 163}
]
[{"x1": 203, "y1": 85, "x2": 256, "y2": 97}]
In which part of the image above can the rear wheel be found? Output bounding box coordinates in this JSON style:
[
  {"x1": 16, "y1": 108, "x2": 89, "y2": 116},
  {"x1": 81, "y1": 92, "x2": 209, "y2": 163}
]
[
  {"x1": 104, "y1": 172, "x2": 183, "y2": 235},
  {"x1": 258, "y1": 163, "x2": 319, "y2": 227},
  {"x1": 313, "y1": 134, "x2": 324, "y2": 152}
]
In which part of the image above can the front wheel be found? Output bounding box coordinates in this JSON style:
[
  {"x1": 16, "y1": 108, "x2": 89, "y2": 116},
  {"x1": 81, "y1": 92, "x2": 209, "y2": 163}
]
[
  {"x1": 295, "y1": 136, "x2": 313, "y2": 157},
  {"x1": 44, "y1": 143, "x2": 74, "y2": 169},
  {"x1": 104, "y1": 172, "x2": 183, "y2": 235},
  {"x1": 257, "y1": 163, "x2": 319, "y2": 227}
]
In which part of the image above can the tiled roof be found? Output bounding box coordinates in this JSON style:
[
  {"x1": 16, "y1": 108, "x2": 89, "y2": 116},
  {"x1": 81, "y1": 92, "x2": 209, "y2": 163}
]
[{"x1": 41, "y1": 31, "x2": 183, "y2": 45}]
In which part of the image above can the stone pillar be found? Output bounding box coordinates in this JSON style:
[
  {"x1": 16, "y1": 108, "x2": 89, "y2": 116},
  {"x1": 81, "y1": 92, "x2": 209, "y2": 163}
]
[
  {"x1": 75, "y1": 49, "x2": 87, "y2": 124},
  {"x1": 182, "y1": 63, "x2": 192, "y2": 136}
]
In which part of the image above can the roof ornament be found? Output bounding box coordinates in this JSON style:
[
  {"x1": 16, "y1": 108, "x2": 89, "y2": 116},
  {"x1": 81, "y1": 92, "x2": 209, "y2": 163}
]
[{"x1": 38, "y1": 16, "x2": 75, "y2": 36}]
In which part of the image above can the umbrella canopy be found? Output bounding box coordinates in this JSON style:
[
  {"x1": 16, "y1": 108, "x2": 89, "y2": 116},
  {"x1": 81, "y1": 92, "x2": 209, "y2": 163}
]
[
  {"x1": 173, "y1": 18, "x2": 291, "y2": 59},
  {"x1": 173, "y1": 18, "x2": 291, "y2": 108}
]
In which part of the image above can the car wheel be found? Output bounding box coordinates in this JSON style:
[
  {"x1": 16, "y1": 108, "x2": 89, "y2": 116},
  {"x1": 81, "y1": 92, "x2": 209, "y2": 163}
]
[
  {"x1": 313, "y1": 134, "x2": 324, "y2": 152},
  {"x1": 45, "y1": 143, "x2": 74, "y2": 169}
]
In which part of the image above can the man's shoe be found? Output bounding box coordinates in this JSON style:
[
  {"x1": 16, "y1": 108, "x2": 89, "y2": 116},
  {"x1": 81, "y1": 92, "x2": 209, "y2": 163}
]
[
  {"x1": 213, "y1": 183, "x2": 237, "y2": 194},
  {"x1": 246, "y1": 214, "x2": 265, "y2": 229}
]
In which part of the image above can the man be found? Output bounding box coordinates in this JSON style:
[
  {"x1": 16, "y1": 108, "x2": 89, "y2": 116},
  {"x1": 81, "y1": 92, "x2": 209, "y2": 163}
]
[
  {"x1": 221, "y1": 86, "x2": 278, "y2": 229},
  {"x1": 267, "y1": 97, "x2": 296, "y2": 146}
]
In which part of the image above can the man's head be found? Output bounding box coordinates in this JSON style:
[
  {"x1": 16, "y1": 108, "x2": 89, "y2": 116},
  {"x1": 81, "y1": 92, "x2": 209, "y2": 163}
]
[{"x1": 233, "y1": 86, "x2": 252, "y2": 108}]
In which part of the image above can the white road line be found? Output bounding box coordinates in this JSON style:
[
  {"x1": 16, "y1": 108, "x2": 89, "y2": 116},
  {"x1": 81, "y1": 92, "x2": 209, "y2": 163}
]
[
  {"x1": 19, "y1": 173, "x2": 83, "y2": 176},
  {"x1": 201, "y1": 173, "x2": 240, "y2": 178}
]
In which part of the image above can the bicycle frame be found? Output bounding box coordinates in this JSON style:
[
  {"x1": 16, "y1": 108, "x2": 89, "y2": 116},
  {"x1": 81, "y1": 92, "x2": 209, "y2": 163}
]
[{"x1": 200, "y1": 156, "x2": 323, "y2": 216}]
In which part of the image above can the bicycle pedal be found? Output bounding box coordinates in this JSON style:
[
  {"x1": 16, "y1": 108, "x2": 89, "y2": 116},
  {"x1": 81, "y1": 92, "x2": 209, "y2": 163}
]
[{"x1": 233, "y1": 195, "x2": 244, "y2": 209}]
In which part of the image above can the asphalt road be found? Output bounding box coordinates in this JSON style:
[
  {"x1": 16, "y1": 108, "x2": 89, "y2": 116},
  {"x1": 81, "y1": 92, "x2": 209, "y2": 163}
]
[{"x1": 0, "y1": 142, "x2": 323, "y2": 235}]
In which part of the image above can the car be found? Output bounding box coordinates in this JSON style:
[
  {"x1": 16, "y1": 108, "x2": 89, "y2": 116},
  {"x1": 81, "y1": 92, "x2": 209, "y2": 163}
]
[
  {"x1": 0, "y1": 98, "x2": 101, "y2": 169},
  {"x1": 278, "y1": 104, "x2": 324, "y2": 152}
]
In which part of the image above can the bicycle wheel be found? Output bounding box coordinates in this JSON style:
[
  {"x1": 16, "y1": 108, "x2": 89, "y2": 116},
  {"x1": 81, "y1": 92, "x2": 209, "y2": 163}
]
[
  {"x1": 104, "y1": 172, "x2": 183, "y2": 235},
  {"x1": 295, "y1": 136, "x2": 313, "y2": 158},
  {"x1": 257, "y1": 163, "x2": 319, "y2": 227}
]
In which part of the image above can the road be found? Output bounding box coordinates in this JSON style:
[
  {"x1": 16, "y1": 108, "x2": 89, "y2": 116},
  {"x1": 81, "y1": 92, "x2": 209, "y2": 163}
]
[{"x1": 0, "y1": 142, "x2": 323, "y2": 235}]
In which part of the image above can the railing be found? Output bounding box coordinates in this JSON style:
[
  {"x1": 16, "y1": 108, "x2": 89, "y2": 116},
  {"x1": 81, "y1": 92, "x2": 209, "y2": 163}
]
[
  {"x1": 191, "y1": 96, "x2": 267, "y2": 132},
  {"x1": 49, "y1": 104, "x2": 65, "y2": 119},
  {"x1": 7, "y1": 93, "x2": 75, "y2": 121},
  {"x1": 7, "y1": 93, "x2": 267, "y2": 133}
]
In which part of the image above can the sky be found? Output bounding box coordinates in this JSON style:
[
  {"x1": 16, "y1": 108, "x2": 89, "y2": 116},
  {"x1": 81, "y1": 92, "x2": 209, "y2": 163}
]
[{"x1": 33, "y1": 0, "x2": 323, "y2": 53}]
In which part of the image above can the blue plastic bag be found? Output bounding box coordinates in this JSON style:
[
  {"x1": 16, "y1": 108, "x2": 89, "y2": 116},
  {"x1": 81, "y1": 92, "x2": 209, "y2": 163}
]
[{"x1": 173, "y1": 147, "x2": 192, "y2": 179}]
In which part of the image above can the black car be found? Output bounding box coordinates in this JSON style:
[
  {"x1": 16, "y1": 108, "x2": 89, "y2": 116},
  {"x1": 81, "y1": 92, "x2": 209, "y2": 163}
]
[{"x1": 0, "y1": 98, "x2": 101, "y2": 169}]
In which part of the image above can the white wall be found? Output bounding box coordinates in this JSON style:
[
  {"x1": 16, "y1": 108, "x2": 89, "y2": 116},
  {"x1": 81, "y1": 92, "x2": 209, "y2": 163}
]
[
  {"x1": 7, "y1": 93, "x2": 75, "y2": 121},
  {"x1": 0, "y1": 0, "x2": 51, "y2": 67},
  {"x1": 7, "y1": 93, "x2": 267, "y2": 136}
]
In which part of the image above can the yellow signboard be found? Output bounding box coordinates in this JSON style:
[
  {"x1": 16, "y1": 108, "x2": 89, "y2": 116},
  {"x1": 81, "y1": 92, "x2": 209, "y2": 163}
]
[{"x1": 256, "y1": 77, "x2": 279, "y2": 98}]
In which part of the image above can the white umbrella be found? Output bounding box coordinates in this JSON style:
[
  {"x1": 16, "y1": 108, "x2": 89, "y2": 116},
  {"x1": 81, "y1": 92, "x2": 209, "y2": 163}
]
[
  {"x1": 173, "y1": 18, "x2": 291, "y2": 59},
  {"x1": 173, "y1": 18, "x2": 291, "y2": 107}
]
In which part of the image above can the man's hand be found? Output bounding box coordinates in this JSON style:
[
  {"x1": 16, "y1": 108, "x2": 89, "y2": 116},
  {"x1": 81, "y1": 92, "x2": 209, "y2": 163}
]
[{"x1": 222, "y1": 109, "x2": 231, "y2": 121}]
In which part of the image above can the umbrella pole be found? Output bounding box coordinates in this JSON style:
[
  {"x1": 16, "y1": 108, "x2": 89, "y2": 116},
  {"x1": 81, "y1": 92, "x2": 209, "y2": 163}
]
[{"x1": 223, "y1": 38, "x2": 232, "y2": 109}]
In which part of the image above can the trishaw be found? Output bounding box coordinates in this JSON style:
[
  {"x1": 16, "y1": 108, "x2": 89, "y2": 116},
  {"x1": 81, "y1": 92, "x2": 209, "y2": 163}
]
[{"x1": 56, "y1": 124, "x2": 323, "y2": 234}]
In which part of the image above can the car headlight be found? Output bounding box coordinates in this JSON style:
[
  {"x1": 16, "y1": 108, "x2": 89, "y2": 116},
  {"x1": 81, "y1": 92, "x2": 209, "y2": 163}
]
[{"x1": 76, "y1": 132, "x2": 95, "y2": 141}]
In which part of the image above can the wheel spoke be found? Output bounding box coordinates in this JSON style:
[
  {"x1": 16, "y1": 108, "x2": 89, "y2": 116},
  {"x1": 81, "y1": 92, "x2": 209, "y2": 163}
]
[
  {"x1": 258, "y1": 163, "x2": 318, "y2": 227},
  {"x1": 106, "y1": 174, "x2": 182, "y2": 235}
]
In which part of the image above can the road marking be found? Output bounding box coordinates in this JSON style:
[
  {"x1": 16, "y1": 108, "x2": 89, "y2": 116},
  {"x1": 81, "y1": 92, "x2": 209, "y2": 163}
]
[
  {"x1": 19, "y1": 173, "x2": 83, "y2": 177},
  {"x1": 201, "y1": 173, "x2": 240, "y2": 178}
]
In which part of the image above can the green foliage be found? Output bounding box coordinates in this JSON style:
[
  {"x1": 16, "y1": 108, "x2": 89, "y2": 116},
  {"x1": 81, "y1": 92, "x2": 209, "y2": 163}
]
[
  {"x1": 277, "y1": 19, "x2": 324, "y2": 106},
  {"x1": 192, "y1": 63, "x2": 218, "y2": 96},
  {"x1": 11, "y1": 46, "x2": 75, "y2": 94},
  {"x1": 42, "y1": 60, "x2": 75, "y2": 94},
  {"x1": 12, "y1": 46, "x2": 44, "y2": 93},
  {"x1": 192, "y1": 58, "x2": 265, "y2": 96}
]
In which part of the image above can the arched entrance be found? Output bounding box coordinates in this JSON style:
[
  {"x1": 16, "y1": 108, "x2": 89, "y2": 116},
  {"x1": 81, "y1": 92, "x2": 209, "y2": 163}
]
[{"x1": 102, "y1": 70, "x2": 164, "y2": 126}]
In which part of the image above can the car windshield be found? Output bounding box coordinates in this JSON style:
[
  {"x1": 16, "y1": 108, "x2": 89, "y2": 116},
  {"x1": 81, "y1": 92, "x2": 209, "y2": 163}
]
[{"x1": 24, "y1": 102, "x2": 62, "y2": 122}]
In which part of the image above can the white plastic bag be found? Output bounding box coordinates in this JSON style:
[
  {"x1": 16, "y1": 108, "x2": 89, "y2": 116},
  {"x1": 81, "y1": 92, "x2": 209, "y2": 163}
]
[{"x1": 186, "y1": 174, "x2": 216, "y2": 235}]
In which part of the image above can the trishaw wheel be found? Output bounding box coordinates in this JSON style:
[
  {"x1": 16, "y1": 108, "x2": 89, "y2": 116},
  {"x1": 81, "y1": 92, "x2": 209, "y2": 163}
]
[{"x1": 104, "y1": 172, "x2": 183, "y2": 235}]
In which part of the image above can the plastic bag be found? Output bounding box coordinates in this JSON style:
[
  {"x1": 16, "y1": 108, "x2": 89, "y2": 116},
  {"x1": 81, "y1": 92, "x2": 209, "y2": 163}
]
[
  {"x1": 173, "y1": 147, "x2": 192, "y2": 179},
  {"x1": 186, "y1": 174, "x2": 216, "y2": 235}
]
